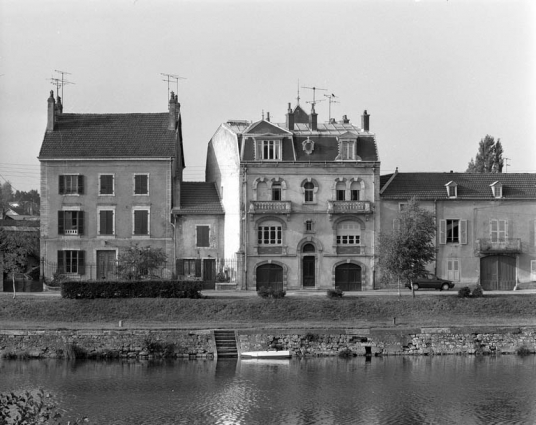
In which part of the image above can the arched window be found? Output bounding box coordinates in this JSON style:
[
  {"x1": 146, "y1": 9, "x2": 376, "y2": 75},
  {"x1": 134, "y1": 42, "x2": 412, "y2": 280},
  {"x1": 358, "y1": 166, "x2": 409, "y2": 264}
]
[
  {"x1": 304, "y1": 182, "x2": 314, "y2": 202},
  {"x1": 257, "y1": 181, "x2": 269, "y2": 201},
  {"x1": 336, "y1": 221, "x2": 361, "y2": 245},
  {"x1": 350, "y1": 181, "x2": 361, "y2": 201},
  {"x1": 336, "y1": 181, "x2": 346, "y2": 201},
  {"x1": 303, "y1": 243, "x2": 315, "y2": 253}
]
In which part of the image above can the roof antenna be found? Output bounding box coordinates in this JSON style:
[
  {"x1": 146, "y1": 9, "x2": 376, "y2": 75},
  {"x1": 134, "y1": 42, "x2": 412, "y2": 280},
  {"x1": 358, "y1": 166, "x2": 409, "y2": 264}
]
[
  {"x1": 161, "y1": 73, "x2": 186, "y2": 101},
  {"x1": 324, "y1": 93, "x2": 339, "y2": 121},
  {"x1": 296, "y1": 79, "x2": 301, "y2": 105},
  {"x1": 48, "y1": 70, "x2": 75, "y2": 107},
  {"x1": 302, "y1": 85, "x2": 327, "y2": 108}
]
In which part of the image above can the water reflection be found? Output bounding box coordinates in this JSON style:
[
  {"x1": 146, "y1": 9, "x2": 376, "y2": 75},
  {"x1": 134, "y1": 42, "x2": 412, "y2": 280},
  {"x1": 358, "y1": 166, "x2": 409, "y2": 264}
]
[{"x1": 1, "y1": 356, "x2": 536, "y2": 424}]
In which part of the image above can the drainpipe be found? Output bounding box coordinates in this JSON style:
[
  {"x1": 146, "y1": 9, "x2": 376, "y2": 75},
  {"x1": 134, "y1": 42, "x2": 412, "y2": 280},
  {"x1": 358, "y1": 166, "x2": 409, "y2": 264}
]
[
  {"x1": 242, "y1": 165, "x2": 248, "y2": 290},
  {"x1": 434, "y1": 199, "x2": 438, "y2": 275},
  {"x1": 171, "y1": 216, "x2": 177, "y2": 278}
]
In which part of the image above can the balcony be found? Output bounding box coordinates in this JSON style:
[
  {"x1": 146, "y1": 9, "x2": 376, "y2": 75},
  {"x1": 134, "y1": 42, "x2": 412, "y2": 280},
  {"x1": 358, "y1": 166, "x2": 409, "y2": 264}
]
[
  {"x1": 249, "y1": 201, "x2": 292, "y2": 216},
  {"x1": 327, "y1": 200, "x2": 373, "y2": 219},
  {"x1": 475, "y1": 238, "x2": 521, "y2": 255}
]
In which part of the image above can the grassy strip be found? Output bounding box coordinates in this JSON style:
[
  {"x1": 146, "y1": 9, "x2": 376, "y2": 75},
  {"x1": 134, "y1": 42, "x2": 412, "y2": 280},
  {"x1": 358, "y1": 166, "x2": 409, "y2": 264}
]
[{"x1": 1, "y1": 295, "x2": 536, "y2": 329}]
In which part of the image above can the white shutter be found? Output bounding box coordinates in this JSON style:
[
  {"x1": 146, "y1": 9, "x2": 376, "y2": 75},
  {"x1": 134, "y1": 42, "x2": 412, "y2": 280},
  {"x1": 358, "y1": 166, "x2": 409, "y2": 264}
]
[
  {"x1": 460, "y1": 220, "x2": 468, "y2": 244},
  {"x1": 439, "y1": 219, "x2": 446, "y2": 245}
]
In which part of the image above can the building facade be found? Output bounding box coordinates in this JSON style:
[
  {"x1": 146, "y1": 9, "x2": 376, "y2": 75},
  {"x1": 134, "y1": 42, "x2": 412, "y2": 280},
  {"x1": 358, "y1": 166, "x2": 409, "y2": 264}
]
[
  {"x1": 38, "y1": 91, "x2": 184, "y2": 281},
  {"x1": 380, "y1": 171, "x2": 536, "y2": 290},
  {"x1": 206, "y1": 103, "x2": 380, "y2": 290}
]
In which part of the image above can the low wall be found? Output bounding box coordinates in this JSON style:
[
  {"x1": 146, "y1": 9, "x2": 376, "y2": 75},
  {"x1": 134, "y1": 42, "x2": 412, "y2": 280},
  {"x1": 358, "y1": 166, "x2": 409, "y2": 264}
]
[{"x1": 1, "y1": 326, "x2": 535, "y2": 359}]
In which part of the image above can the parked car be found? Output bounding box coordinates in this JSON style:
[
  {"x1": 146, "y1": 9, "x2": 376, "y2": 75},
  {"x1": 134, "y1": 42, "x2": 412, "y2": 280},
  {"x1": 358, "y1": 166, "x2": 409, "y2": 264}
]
[{"x1": 405, "y1": 273, "x2": 455, "y2": 291}]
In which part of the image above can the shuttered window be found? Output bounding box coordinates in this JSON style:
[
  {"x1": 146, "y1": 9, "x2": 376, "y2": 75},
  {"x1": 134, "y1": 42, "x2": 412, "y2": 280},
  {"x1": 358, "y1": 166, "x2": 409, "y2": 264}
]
[
  {"x1": 58, "y1": 211, "x2": 84, "y2": 235},
  {"x1": 99, "y1": 210, "x2": 114, "y2": 235},
  {"x1": 440, "y1": 219, "x2": 468, "y2": 244},
  {"x1": 196, "y1": 226, "x2": 210, "y2": 247},
  {"x1": 134, "y1": 174, "x2": 149, "y2": 195},
  {"x1": 133, "y1": 210, "x2": 149, "y2": 235},
  {"x1": 57, "y1": 250, "x2": 85, "y2": 275},
  {"x1": 59, "y1": 175, "x2": 84, "y2": 195},
  {"x1": 99, "y1": 174, "x2": 114, "y2": 195}
]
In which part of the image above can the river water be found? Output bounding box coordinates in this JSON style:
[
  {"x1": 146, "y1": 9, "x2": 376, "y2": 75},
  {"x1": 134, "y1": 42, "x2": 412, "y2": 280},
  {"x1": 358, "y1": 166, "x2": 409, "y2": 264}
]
[{"x1": 2, "y1": 355, "x2": 536, "y2": 424}]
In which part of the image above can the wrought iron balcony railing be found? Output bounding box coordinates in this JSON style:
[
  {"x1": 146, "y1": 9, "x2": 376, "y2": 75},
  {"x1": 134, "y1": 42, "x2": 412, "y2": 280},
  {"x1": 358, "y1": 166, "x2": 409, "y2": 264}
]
[{"x1": 475, "y1": 238, "x2": 521, "y2": 255}]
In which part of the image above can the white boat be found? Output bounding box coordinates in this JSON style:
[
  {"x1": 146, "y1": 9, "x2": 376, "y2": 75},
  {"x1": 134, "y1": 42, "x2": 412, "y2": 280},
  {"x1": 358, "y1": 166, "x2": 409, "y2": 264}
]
[{"x1": 240, "y1": 350, "x2": 291, "y2": 359}]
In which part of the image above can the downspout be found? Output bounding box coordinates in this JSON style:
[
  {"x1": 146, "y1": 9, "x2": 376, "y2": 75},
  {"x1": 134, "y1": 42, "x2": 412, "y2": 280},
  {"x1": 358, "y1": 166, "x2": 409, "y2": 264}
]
[
  {"x1": 434, "y1": 199, "x2": 438, "y2": 275},
  {"x1": 242, "y1": 165, "x2": 248, "y2": 290}
]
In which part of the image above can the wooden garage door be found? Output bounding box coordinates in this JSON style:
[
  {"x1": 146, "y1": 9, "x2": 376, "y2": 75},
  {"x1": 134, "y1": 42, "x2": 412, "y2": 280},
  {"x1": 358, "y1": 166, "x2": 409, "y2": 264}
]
[
  {"x1": 256, "y1": 264, "x2": 283, "y2": 291},
  {"x1": 335, "y1": 263, "x2": 362, "y2": 291},
  {"x1": 480, "y1": 255, "x2": 516, "y2": 291}
]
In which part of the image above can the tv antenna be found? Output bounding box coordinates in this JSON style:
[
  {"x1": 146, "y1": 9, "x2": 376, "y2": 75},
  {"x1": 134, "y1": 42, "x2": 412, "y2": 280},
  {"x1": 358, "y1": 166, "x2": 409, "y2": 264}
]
[
  {"x1": 49, "y1": 70, "x2": 75, "y2": 107},
  {"x1": 161, "y1": 73, "x2": 186, "y2": 100},
  {"x1": 504, "y1": 158, "x2": 510, "y2": 173},
  {"x1": 302, "y1": 85, "x2": 327, "y2": 107},
  {"x1": 324, "y1": 93, "x2": 339, "y2": 121}
]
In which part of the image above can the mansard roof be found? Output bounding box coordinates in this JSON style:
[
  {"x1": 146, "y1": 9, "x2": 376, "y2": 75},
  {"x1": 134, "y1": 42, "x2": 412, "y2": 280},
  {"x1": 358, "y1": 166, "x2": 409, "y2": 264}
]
[
  {"x1": 380, "y1": 172, "x2": 536, "y2": 199},
  {"x1": 39, "y1": 113, "x2": 180, "y2": 159}
]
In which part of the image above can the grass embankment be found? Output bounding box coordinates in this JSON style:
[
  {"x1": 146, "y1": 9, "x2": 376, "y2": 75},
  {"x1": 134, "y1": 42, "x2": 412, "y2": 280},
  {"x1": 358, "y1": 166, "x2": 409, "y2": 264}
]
[{"x1": 1, "y1": 295, "x2": 536, "y2": 330}]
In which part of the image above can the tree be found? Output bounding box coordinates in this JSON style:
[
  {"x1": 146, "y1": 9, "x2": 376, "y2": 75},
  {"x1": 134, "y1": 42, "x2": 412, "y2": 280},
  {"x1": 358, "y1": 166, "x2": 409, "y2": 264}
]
[
  {"x1": 116, "y1": 243, "x2": 167, "y2": 280},
  {"x1": 0, "y1": 181, "x2": 13, "y2": 213},
  {"x1": 0, "y1": 228, "x2": 39, "y2": 298},
  {"x1": 378, "y1": 197, "x2": 436, "y2": 297},
  {"x1": 466, "y1": 135, "x2": 504, "y2": 173}
]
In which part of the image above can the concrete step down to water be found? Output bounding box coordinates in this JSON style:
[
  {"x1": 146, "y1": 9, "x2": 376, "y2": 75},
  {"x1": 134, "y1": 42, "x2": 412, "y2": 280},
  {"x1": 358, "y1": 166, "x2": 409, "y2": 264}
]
[{"x1": 214, "y1": 330, "x2": 238, "y2": 358}]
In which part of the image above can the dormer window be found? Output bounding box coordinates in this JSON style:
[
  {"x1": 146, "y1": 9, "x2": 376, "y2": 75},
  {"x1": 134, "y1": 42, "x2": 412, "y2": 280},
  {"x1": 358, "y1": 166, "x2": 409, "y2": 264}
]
[
  {"x1": 261, "y1": 140, "x2": 281, "y2": 160},
  {"x1": 490, "y1": 181, "x2": 502, "y2": 198},
  {"x1": 445, "y1": 181, "x2": 457, "y2": 198},
  {"x1": 340, "y1": 140, "x2": 355, "y2": 160}
]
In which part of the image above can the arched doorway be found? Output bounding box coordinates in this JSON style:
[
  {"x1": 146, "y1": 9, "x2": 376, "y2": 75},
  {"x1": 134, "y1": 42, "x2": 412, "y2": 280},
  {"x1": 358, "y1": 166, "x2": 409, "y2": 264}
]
[
  {"x1": 302, "y1": 243, "x2": 316, "y2": 288},
  {"x1": 335, "y1": 263, "x2": 362, "y2": 291},
  {"x1": 480, "y1": 255, "x2": 516, "y2": 290},
  {"x1": 256, "y1": 263, "x2": 283, "y2": 291}
]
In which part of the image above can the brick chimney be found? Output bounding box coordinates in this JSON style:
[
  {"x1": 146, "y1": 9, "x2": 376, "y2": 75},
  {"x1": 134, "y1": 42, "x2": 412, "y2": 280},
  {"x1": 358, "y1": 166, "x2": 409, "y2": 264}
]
[
  {"x1": 168, "y1": 91, "x2": 179, "y2": 130},
  {"x1": 56, "y1": 95, "x2": 63, "y2": 115},
  {"x1": 286, "y1": 103, "x2": 294, "y2": 131},
  {"x1": 47, "y1": 90, "x2": 55, "y2": 131},
  {"x1": 361, "y1": 110, "x2": 370, "y2": 132},
  {"x1": 309, "y1": 104, "x2": 317, "y2": 131},
  {"x1": 266, "y1": 112, "x2": 271, "y2": 122},
  {"x1": 340, "y1": 115, "x2": 350, "y2": 124}
]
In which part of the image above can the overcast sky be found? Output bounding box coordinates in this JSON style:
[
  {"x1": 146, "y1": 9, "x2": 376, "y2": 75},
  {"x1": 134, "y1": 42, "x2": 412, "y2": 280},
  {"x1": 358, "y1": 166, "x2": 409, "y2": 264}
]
[{"x1": 1, "y1": 0, "x2": 534, "y2": 193}]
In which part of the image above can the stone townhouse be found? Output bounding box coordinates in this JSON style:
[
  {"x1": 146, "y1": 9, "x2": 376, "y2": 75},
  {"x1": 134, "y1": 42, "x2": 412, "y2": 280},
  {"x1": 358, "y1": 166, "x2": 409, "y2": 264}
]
[
  {"x1": 38, "y1": 90, "x2": 186, "y2": 280},
  {"x1": 379, "y1": 171, "x2": 536, "y2": 290},
  {"x1": 206, "y1": 102, "x2": 380, "y2": 291}
]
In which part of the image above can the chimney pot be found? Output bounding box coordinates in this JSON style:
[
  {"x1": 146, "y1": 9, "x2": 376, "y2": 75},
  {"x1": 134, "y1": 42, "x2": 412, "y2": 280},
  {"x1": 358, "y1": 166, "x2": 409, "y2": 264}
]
[
  {"x1": 168, "y1": 91, "x2": 179, "y2": 130},
  {"x1": 266, "y1": 112, "x2": 270, "y2": 122},
  {"x1": 309, "y1": 104, "x2": 318, "y2": 131},
  {"x1": 361, "y1": 110, "x2": 370, "y2": 132},
  {"x1": 286, "y1": 102, "x2": 295, "y2": 131},
  {"x1": 47, "y1": 90, "x2": 56, "y2": 131}
]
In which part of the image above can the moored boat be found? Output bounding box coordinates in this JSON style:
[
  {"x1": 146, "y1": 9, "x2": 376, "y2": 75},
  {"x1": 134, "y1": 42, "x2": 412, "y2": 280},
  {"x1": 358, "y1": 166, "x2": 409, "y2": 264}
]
[{"x1": 240, "y1": 350, "x2": 291, "y2": 359}]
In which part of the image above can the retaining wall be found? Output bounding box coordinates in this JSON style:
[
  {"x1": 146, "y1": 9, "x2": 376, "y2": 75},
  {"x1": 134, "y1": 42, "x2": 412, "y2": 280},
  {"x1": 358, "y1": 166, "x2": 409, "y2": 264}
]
[{"x1": 1, "y1": 327, "x2": 535, "y2": 359}]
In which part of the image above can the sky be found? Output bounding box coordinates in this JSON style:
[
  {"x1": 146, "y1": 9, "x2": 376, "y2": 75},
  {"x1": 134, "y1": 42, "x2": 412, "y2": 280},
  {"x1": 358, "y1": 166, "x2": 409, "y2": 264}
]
[{"x1": 0, "y1": 0, "x2": 535, "y2": 193}]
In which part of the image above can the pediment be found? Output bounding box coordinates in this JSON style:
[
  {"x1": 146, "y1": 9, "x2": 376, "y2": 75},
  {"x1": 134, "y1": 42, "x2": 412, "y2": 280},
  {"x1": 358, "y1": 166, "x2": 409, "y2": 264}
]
[
  {"x1": 245, "y1": 120, "x2": 292, "y2": 136},
  {"x1": 337, "y1": 131, "x2": 358, "y2": 140}
]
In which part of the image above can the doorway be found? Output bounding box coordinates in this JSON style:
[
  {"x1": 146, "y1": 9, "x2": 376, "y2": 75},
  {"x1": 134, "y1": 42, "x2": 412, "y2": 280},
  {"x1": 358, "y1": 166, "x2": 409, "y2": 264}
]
[
  {"x1": 480, "y1": 255, "x2": 516, "y2": 290},
  {"x1": 96, "y1": 250, "x2": 116, "y2": 280}
]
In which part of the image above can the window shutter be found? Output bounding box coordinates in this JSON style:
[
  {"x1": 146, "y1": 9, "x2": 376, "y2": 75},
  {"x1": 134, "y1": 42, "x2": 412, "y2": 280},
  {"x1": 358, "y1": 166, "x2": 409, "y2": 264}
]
[
  {"x1": 460, "y1": 220, "x2": 468, "y2": 244},
  {"x1": 58, "y1": 211, "x2": 64, "y2": 235},
  {"x1": 439, "y1": 219, "x2": 446, "y2": 244},
  {"x1": 195, "y1": 259, "x2": 202, "y2": 277},
  {"x1": 197, "y1": 226, "x2": 210, "y2": 247},
  {"x1": 59, "y1": 176, "x2": 65, "y2": 194},
  {"x1": 176, "y1": 259, "x2": 184, "y2": 276},
  {"x1": 99, "y1": 211, "x2": 106, "y2": 235},
  {"x1": 78, "y1": 211, "x2": 85, "y2": 235},
  {"x1": 504, "y1": 219, "x2": 509, "y2": 239},
  {"x1": 490, "y1": 219, "x2": 498, "y2": 242},
  {"x1": 393, "y1": 219, "x2": 400, "y2": 232},
  {"x1": 78, "y1": 251, "x2": 85, "y2": 275},
  {"x1": 531, "y1": 260, "x2": 536, "y2": 279},
  {"x1": 57, "y1": 251, "x2": 64, "y2": 273},
  {"x1": 134, "y1": 210, "x2": 148, "y2": 235},
  {"x1": 78, "y1": 175, "x2": 84, "y2": 195}
]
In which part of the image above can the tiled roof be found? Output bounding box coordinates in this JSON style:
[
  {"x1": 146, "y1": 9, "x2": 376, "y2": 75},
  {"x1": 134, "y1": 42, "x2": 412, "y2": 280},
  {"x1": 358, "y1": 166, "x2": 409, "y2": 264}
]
[
  {"x1": 0, "y1": 219, "x2": 40, "y2": 231},
  {"x1": 176, "y1": 182, "x2": 224, "y2": 215},
  {"x1": 380, "y1": 172, "x2": 536, "y2": 199},
  {"x1": 39, "y1": 113, "x2": 178, "y2": 159}
]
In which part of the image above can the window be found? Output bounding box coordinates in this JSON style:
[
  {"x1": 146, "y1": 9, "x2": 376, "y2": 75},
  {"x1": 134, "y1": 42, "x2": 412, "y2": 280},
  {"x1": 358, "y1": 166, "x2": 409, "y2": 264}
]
[
  {"x1": 59, "y1": 175, "x2": 84, "y2": 195},
  {"x1": 445, "y1": 181, "x2": 457, "y2": 198},
  {"x1": 99, "y1": 174, "x2": 114, "y2": 195},
  {"x1": 398, "y1": 203, "x2": 407, "y2": 212},
  {"x1": 531, "y1": 261, "x2": 536, "y2": 281},
  {"x1": 258, "y1": 222, "x2": 282, "y2": 245},
  {"x1": 182, "y1": 259, "x2": 201, "y2": 277},
  {"x1": 490, "y1": 182, "x2": 502, "y2": 198},
  {"x1": 439, "y1": 219, "x2": 467, "y2": 244},
  {"x1": 98, "y1": 209, "x2": 115, "y2": 236},
  {"x1": 305, "y1": 220, "x2": 314, "y2": 232},
  {"x1": 261, "y1": 140, "x2": 281, "y2": 160},
  {"x1": 351, "y1": 181, "x2": 361, "y2": 201},
  {"x1": 340, "y1": 140, "x2": 355, "y2": 160},
  {"x1": 196, "y1": 225, "x2": 210, "y2": 247},
  {"x1": 134, "y1": 174, "x2": 149, "y2": 195},
  {"x1": 304, "y1": 182, "x2": 314, "y2": 202},
  {"x1": 336, "y1": 181, "x2": 346, "y2": 201},
  {"x1": 133, "y1": 208, "x2": 149, "y2": 236},
  {"x1": 58, "y1": 211, "x2": 84, "y2": 235},
  {"x1": 336, "y1": 221, "x2": 361, "y2": 245},
  {"x1": 272, "y1": 182, "x2": 282, "y2": 201},
  {"x1": 490, "y1": 219, "x2": 507, "y2": 242},
  {"x1": 57, "y1": 250, "x2": 85, "y2": 275}
]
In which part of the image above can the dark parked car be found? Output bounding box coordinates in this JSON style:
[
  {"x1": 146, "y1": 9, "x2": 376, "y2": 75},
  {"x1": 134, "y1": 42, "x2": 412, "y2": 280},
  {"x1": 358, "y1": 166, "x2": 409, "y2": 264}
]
[{"x1": 405, "y1": 273, "x2": 455, "y2": 291}]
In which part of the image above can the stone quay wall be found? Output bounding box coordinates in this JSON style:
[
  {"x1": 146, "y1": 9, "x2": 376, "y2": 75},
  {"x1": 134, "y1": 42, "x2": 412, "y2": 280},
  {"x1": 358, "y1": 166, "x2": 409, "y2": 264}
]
[{"x1": 1, "y1": 326, "x2": 535, "y2": 359}]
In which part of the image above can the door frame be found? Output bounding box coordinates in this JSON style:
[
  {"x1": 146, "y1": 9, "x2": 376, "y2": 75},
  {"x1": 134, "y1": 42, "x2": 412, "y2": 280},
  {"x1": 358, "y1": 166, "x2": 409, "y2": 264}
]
[
  {"x1": 334, "y1": 260, "x2": 363, "y2": 291},
  {"x1": 96, "y1": 249, "x2": 118, "y2": 280}
]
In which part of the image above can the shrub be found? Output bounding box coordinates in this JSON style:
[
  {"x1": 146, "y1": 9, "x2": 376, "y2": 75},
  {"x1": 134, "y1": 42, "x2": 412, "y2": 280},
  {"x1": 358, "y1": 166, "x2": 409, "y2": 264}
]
[
  {"x1": 472, "y1": 285, "x2": 484, "y2": 298},
  {"x1": 257, "y1": 286, "x2": 286, "y2": 299},
  {"x1": 458, "y1": 286, "x2": 471, "y2": 298},
  {"x1": 61, "y1": 280, "x2": 203, "y2": 299},
  {"x1": 327, "y1": 287, "x2": 344, "y2": 298},
  {"x1": 516, "y1": 346, "x2": 532, "y2": 356}
]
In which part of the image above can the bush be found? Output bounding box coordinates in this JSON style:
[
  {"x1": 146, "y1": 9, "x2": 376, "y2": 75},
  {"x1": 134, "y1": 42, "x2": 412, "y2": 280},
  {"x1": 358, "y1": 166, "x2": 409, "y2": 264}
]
[
  {"x1": 61, "y1": 280, "x2": 203, "y2": 299},
  {"x1": 458, "y1": 286, "x2": 471, "y2": 298},
  {"x1": 327, "y1": 287, "x2": 344, "y2": 298},
  {"x1": 257, "y1": 286, "x2": 286, "y2": 299},
  {"x1": 472, "y1": 285, "x2": 484, "y2": 298}
]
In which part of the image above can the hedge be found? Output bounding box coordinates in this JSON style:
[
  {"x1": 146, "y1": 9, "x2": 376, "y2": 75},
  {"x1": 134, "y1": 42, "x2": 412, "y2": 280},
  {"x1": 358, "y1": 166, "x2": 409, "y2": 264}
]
[{"x1": 61, "y1": 280, "x2": 203, "y2": 299}]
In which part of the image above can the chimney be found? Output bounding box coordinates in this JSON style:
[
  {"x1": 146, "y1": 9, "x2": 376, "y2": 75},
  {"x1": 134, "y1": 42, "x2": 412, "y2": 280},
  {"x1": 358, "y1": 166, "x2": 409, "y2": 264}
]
[
  {"x1": 340, "y1": 115, "x2": 350, "y2": 124},
  {"x1": 309, "y1": 104, "x2": 317, "y2": 131},
  {"x1": 361, "y1": 110, "x2": 370, "y2": 132},
  {"x1": 168, "y1": 91, "x2": 179, "y2": 130},
  {"x1": 47, "y1": 90, "x2": 56, "y2": 131},
  {"x1": 286, "y1": 103, "x2": 294, "y2": 131},
  {"x1": 55, "y1": 95, "x2": 63, "y2": 115},
  {"x1": 266, "y1": 112, "x2": 270, "y2": 122}
]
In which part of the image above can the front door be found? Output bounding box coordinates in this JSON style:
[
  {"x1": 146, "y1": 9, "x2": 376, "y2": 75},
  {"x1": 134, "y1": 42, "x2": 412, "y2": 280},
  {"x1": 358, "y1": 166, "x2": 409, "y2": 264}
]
[
  {"x1": 203, "y1": 259, "x2": 216, "y2": 290},
  {"x1": 96, "y1": 250, "x2": 116, "y2": 280},
  {"x1": 335, "y1": 263, "x2": 362, "y2": 291},
  {"x1": 480, "y1": 255, "x2": 516, "y2": 290},
  {"x1": 303, "y1": 256, "x2": 315, "y2": 287}
]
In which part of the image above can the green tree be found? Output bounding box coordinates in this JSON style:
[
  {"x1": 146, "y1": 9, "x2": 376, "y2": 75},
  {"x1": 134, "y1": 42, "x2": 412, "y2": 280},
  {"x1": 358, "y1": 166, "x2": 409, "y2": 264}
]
[
  {"x1": 378, "y1": 197, "x2": 436, "y2": 297},
  {"x1": 0, "y1": 181, "x2": 13, "y2": 213},
  {"x1": 466, "y1": 135, "x2": 504, "y2": 173},
  {"x1": 116, "y1": 243, "x2": 167, "y2": 280},
  {"x1": 0, "y1": 228, "x2": 39, "y2": 298}
]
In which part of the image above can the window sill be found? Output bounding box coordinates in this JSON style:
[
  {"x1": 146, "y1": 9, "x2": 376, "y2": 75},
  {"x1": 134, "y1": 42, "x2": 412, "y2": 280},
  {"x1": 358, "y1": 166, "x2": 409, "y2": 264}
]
[
  {"x1": 97, "y1": 235, "x2": 116, "y2": 239},
  {"x1": 302, "y1": 202, "x2": 317, "y2": 205},
  {"x1": 132, "y1": 235, "x2": 151, "y2": 239},
  {"x1": 98, "y1": 194, "x2": 115, "y2": 197}
]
